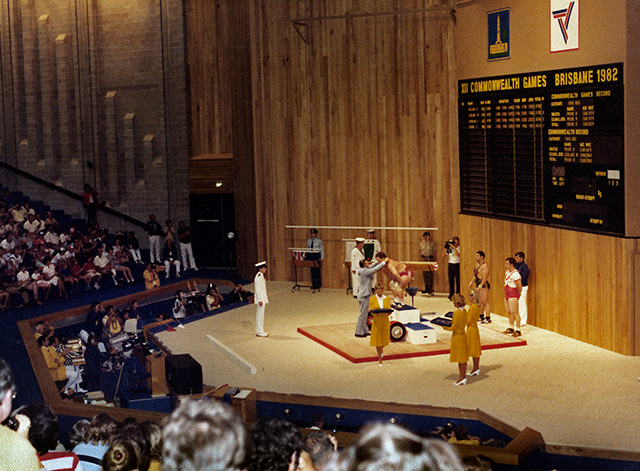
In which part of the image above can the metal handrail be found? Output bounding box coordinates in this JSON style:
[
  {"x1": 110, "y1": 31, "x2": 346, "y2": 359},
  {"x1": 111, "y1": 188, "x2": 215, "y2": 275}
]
[{"x1": 0, "y1": 161, "x2": 146, "y2": 228}]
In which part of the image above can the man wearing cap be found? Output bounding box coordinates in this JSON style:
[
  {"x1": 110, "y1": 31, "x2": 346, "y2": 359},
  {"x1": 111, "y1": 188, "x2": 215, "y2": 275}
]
[
  {"x1": 254, "y1": 262, "x2": 269, "y2": 337},
  {"x1": 350, "y1": 238, "x2": 366, "y2": 297},
  {"x1": 306, "y1": 229, "x2": 324, "y2": 291},
  {"x1": 419, "y1": 231, "x2": 437, "y2": 296}
]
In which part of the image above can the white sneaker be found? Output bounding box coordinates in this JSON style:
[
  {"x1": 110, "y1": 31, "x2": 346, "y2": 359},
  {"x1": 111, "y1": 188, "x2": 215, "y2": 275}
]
[
  {"x1": 94, "y1": 284, "x2": 100, "y2": 290},
  {"x1": 256, "y1": 332, "x2": 269, "y2": 337},
  {"x1": 193, "y1": 267, "x2": 199, "y2": 271}
]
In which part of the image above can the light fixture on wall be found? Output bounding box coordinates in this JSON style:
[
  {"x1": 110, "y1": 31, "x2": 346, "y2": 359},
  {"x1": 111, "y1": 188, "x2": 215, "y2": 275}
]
[{"x1": 215, "y1": 182, "x2": 223, "y2": 188}]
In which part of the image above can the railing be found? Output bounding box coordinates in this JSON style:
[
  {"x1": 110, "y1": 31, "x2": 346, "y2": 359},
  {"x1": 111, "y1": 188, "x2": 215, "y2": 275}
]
[{"x1": 0, "y1": 160, "x2": 146, "y2": 237}]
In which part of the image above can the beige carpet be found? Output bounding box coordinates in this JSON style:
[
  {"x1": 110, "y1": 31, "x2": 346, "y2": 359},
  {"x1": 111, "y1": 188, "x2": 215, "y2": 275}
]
[{"x1": 155, "y1": 281, "x2": 640, "y2": 453}]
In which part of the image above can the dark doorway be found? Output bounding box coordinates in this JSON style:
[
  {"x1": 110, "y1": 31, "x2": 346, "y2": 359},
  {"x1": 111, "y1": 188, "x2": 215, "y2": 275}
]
[{"x1": 190, "y1": 194, "x2": 236, "y2": 268}]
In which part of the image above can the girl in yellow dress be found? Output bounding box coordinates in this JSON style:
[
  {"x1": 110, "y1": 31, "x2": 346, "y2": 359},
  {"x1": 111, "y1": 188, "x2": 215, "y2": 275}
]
[
  {"x1": 369, "y1": 283, "x2": 391, "y2": 365},
  {"x1": 466, "y1": 290, "x2": 482, "y2": 376},
  {"x1": 444, "y1": 294, "x2": 469, "y2": 385}
]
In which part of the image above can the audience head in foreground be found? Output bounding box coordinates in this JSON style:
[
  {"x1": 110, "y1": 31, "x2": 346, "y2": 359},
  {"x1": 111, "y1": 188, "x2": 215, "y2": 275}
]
[
  {"x1": 333, "y1": 422, "x2": 464, "y2": 471},
  {"x1": 163, "y1": 399, "x2": 247, "y2": 471}
]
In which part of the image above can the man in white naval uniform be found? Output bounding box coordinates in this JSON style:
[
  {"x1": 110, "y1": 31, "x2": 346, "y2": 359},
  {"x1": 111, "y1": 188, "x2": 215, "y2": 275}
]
[
  {"x1": 350, "y1": 238, "x2": 365, "y2": 298},
  {"x1": 254, "y1": 261, "x2": 269, "y2": 337}
]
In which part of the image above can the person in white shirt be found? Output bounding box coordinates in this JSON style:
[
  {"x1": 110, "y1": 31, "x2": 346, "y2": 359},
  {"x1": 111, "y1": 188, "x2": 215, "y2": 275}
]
[
  {"x1": 350, "y1": 238, "x2": 365, "y2": 298},
  {"x1": 254, "y1": 261, "x2": 269, "y2": 337}
]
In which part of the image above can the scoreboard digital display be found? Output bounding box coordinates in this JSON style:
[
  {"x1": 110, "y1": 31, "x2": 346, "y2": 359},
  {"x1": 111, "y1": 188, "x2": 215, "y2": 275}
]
[{"x1": 458, "y1": 63, "x2": 624, "y2": 235}]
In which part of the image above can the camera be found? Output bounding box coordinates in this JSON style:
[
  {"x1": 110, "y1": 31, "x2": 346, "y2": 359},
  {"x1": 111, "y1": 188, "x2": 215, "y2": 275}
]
[
  {"x1": 2, "y1": 416, "x2": 19, "y2": 431},
  {"x1": 444, "y1": 240, "x2": 454, "y2": 253}
]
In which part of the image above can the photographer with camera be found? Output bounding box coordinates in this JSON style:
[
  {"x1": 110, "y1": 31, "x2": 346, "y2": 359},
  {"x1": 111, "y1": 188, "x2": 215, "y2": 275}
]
[
  {"x1": 442, "y1": 237, "x2": 460, "y2": 300},
  {"x1": 0, "y1": 357, "x2": 41, "y2": 470}
]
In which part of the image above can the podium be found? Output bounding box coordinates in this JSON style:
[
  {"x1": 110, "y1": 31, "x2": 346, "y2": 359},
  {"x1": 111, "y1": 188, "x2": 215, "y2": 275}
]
[{"x1": 289, "y1": 248, "x2": 321, "y2": 292}]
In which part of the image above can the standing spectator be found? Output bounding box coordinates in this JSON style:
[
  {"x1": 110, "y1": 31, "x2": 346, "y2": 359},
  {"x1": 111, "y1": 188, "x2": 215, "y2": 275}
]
[
  {"x1": 0, "y1": 357, "x2": 42, "y2": 471},
  {"x1": 350, "y1": 238, "x2": 365, "y2": 298},
  {"x1": 164, "y1": 219, "x2": 176, "y2": 244},
  {"x1": 126, "y1": 231, "x2": 143, "y2": 264},
  {"x1": 515, "y1": 251, "x2": 529, "y2": 327},
  {"x1": 145, "y1": 214, "x2": 163, "y2": 264},
  {"x1": 162, "y1": 239, "x2": 181, "y2": 278},
  {"x1": 419, "y1": 231, "x2": 437, "y2": 296},
  {"x1": 306, "y1": 228, "x2": 324, "y2": 291},
  {"x1": 443, "y1": 294, "x2": 469, "y2": 386},
  {"x1": 83, "y1": 184, "x2": 100, "y2": 227},
  {"x1": 177, "y1": 220, "x2": 198, "y2": 271},
  {"x1": 16, "y1": 402, "x2": 84, "y2": 470},
  {"x1": 163, "y1": 399, "x2": 248, "y2": 471},
  {"x1": 254, "y1": 261, "x2": 269, "y2": 337},
  {"x1": 443, "y1": 236, "x2": 460, "y2": 300}
]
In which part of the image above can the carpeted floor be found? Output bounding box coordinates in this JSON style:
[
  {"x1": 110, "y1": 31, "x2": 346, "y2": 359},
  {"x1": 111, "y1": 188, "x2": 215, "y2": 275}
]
[{"x1": 155, "y1": 281, "x2": 640, "y2": 453}]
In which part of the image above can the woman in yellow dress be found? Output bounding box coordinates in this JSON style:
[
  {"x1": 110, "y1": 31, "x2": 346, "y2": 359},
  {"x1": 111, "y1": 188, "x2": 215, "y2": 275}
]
[
  {"x1": 466, "y1": 290, "x2": 482, "y2": 376},
  {"x1": 444, "y1": 294, "x2": 469, "y2": 385},
  {"x1": 369, "y1": 283, "x2": 391, "y2": 365}
]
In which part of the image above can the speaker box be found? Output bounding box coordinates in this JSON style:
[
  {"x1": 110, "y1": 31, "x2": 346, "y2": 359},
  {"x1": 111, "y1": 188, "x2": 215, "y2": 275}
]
[{"x1": 165, "y1": 354, "x2": 203, "y2": 395}]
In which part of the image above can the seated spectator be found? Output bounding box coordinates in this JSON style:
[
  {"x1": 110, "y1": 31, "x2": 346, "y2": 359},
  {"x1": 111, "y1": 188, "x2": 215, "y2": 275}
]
[
  {"x1": 162, "y1": 239, "x2": 181, "y2": 278},
  {"x1": 173, "y1": 291, "x2": 187, "y2": 319},
  {"x1": 0, "y1": 265, "x2": 31, "y2": 307},
  {"x1": 68, "y1": 420, "x2": 90, "y2": 450},
  {"x1": 163, "y1": 399, "x2": 248, "y2": 471},
  {"x1": 448, "y1": 425, "x2": 481, "y2": 446},
  {"x1": 334, "y1": 423, "x2": 464, "y2": 471},
  {"x1": 205, "y1": 285, "x2": 224, "y2": 310},
  {"x1": 72, "y1": 413, "x2": 118, "y2": 471},
  {"x1": 31, "y1": 266, "x2": 52, "y2": 300},
  {"x1": 0, "y1": 357, "x2": 42, "y2": 471},
  {"x1": 81, "y1": 260, "x2": 102, "y2": 290},
  {"x1": 126, "y1": 231, "x2": 143, "y2": 264},
  {"x1": 59, "y1": 259, "x2": 81, "y2": 295},
  {"x1": 0, "y1": 285, "x2": 8, "y2": 310},
  {"x1": 229, "y1": 283, "x2": 253, "y2": 303},
  {"x1": 143, "y1": 264, "x2": 160, "y2": 290},
  {"x1": 93, "y1": 247, "x2": 118, "y2": 286},
  {"x1": 15, "y1": 402, "x2": 84, "y2": 470},
  {"x1": 44, "y1": 211, "x2": 60, "y2": 231},
  {"x1": 16, "y1": 264, "x2": 44, "y2": 304},
  {"x1": 103, "y1": 305, "x2": 123, "y2": 336},
  {"x1": 42, "y1": 257, "x2": 67, "y2": 299},
  {"x1": 139, "y1": 421, "x2": 162, "y2": 471},
  {"x1": 123, "y1": 310, "x2": 140, "y2": 334},
  {"x1": 38, "y1": 335, "x2": 85, "y2": 396},
  {"x1": 107, "y1": 247, "x2": 135, "y2": 284},
  {"x1": 103, "y1": 439, "x2": 142, "y2": 471},
  {"x1": 249, "y1": 418, "x2": 303, "y2": 471},
  {"x1": 34, "y1": 321, "x2": 53, "y2": 340},
  {"x1": 23, "y1": 213, "x2": 41, "y2": 234},
  {"x1": 304, "y1": 431, "x2": 336, "y2": 471},
  {"x1": 9, "y1": 203, "x2": 27, "y2": 223}
]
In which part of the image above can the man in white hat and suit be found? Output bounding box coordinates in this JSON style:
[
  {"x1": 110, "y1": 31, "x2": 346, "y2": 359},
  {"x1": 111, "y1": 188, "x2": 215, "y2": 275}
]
[{"x1": 254, "y1": 261, "x2": 269, "y2": 337}]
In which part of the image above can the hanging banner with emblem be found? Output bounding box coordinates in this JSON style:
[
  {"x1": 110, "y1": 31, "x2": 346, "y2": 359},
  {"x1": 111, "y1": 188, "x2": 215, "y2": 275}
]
[
  {"x1": 550, "y1": 0, "x2": 579, "y2": 52},
  {"x1": 488, "y1": 8, "x2": 510, "y2": 61}
]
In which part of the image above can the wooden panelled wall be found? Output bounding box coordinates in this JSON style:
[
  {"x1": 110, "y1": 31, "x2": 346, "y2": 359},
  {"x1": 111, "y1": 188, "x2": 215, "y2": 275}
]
[
  {"x1": 247, "y1": 0, "x2": 458, "y2": 293},
  {"x1": 460, "y1": 214, "x2": 639, "y2": 355}
]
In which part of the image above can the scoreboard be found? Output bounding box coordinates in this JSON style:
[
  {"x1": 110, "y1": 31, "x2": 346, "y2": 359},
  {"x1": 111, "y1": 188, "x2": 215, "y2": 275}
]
[{"x1": 458, "y1": 63, "x2": 624, "y2": 235}]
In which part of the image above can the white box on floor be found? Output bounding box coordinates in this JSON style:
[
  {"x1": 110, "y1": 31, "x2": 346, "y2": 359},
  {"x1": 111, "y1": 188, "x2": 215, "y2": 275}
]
[
  {"x1": 405, "y1": 323, "x2": 437, "y2": 345},
  {"x1": 391, "y1": 307, "x2": 420, "y2": 324}
]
